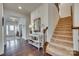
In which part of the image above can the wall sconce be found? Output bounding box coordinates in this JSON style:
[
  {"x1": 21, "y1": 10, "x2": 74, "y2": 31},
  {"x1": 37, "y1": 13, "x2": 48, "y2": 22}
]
[
  {"x1": 29, "y1": 23, "x2": 34, "y2": 28},
  {"x1": 29, "y1": 24, "x2": 32, "y2": 28}
]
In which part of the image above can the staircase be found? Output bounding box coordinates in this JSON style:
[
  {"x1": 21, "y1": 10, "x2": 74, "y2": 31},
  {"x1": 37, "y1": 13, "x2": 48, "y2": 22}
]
[{"x1": 46, "y1": 16, "x2": 73, "y2": 56}]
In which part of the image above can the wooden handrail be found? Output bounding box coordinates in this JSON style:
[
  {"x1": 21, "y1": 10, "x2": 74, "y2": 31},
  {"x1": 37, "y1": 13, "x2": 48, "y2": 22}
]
[
  {"x1": 55, "y1": 3, "x2": 59, "y2": 12},
  {"x1": 72, "y1": 27, "x2": 79, "y2": 29},
  {"x1": 43, "y1": 26, "x2": 48, "y2": 33},
  {"x1": 43, "y1": 26, "x2": 48, "y2": 55}
]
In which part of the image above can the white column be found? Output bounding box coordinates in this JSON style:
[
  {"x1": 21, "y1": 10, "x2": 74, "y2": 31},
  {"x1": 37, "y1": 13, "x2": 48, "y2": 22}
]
[
  {"x1": 0, "y1": 3, "x2": 4, "y2": 55},
  {"x1": 73, "y1": 29, "x2": 79, "y2": 51}
]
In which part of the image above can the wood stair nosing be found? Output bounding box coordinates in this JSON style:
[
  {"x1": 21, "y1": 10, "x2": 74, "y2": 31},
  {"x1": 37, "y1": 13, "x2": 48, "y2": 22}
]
[
  {"x1": 58, "y1": 20, "x2": 72, "y2": 22},
  {"x1": 58, "y1": 21, "x2": 72, "y2": 22},
  {"x1": 53, "y1": 35, "x2": 72, "y2": 40},
  {"x1": 55, "y1": 29, "x2": 72, "y2": 31},
  {"x1": 57, "y1": 23, "x2": 72, "y2": 25},
  {"x1": 57, "y1": 26, "x2": 72, "y2": 28},
  {"x1": 57, "y1": 22, "x2": 72, "y2": 24},
  {"x1": 54, "y1": 32, "x2": 72, "y2": 36},
  {"x1": 55, "y1": 27, "x2": 72, "y2": 29},
  {"x1": 55, "y1": 30, "x2": 72, "y2": 32},
  {"x1": 59, "y1": 18, "x2": 72, "y2": 20},
  {"x1": 53, "y1": 34, "x2": 72, "y2": 38},
  {"x1": 54, "y1": 31, "x2": 72, "y2": 33},
  {"x1": 50, "y1": 37, "x2": 72, "y2": 44},
  {"x1": 58, "y1": 24, "x2": 72, "y2": 26}
]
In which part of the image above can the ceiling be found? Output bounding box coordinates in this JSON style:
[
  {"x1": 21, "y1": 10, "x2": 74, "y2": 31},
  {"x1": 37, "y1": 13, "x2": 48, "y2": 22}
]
[{"x1": 3, "y1": 3, "x2": 42, "y2": 15}]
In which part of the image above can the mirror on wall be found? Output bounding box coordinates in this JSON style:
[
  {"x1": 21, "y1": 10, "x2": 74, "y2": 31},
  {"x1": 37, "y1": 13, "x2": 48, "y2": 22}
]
[{"x1": 33, "y1": 18, "x2": 41, "y2": 32}]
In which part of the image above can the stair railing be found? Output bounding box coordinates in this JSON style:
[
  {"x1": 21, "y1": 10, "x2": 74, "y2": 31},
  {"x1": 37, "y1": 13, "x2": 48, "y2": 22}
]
[
  {"x1": 55, "y1": 3, "x2": 59, "y2": 12},
  {"x1": 72, "y1": 27, "x2": 79, "y2": 39},
  {"x1": 43, "y1": 26, "x2": 48, "y2": 55}
]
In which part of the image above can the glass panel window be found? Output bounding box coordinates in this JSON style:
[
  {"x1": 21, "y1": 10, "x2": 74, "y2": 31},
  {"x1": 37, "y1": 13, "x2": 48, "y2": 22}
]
[
  {"x1": 10, "y1": 25, "x2": 14, "y2": 31},
  {"x1": 6, "y1": 25, "x2": 8, "y2": 35}
]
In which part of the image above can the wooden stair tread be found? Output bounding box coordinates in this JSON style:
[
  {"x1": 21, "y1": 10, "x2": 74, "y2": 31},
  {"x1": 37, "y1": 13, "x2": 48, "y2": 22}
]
[
  {"x1": 56, "y1": 26, "x2": 72, "y2": 28},
  {"x1": 58, "y1": 21, "x2": 72, "y2": 23},
  {"x1": 53, "y1": 34, "x2": 72, "y2": 38},
  {"x1": 54, "y1": 32, "x2": 72, "y2": 36},
  {"x1": 56, "y1": 27, "x2": 72, "y2": 29},
  {"x1": 55, "y1": 29, "x2": 72, "y2": 31},
  {"x1": 58, "y1": 20, "x2": 72, "y2": 22},
  {"x1": 54, "y1": 31, "x2": 72, "y2": 33},
  {"x1": 52, "y1": 37, "x2": 72, "y2": 42},
  {"x1": 53, "y1": 35, "x2": 72, "y2": 41},
  {"x1": 57, "y1": 24, "x2": 72, "y2": 26},
  {"x1": 57, "y1": 25, "x2": 72, "y2": 27},
  {"x1": 58, "y1": 22, "x2": 72, "y2": 25},
  {"x1": 50, "y1": 39, "x2": 73, "y2": 48},
  {"x1": 51, "y1": 37, "x2": 72, "y2": 44},
  {"x1": 57, "y1": 23, "x2": 72, "y2": 25},
  {"x1": 49, "y1": 42, "x2": 73, "y2": 51},
  {"x1": 55, "y1": 27, "x2": 72, "y2": 29},
  {"x1": 46, "y1": 44, "x2": 73, "y2": 56}
]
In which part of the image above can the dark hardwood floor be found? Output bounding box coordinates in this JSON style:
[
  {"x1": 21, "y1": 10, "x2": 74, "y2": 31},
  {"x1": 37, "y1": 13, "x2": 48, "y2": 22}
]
[{"x1": 2, "y1": 38, "x2": 50, "y2": 56}]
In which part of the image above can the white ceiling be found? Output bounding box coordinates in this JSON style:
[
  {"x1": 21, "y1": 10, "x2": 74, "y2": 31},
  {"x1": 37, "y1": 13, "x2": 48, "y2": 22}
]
[{"x1": 3, "y1": 3, "x2": 42, "y2": 15}]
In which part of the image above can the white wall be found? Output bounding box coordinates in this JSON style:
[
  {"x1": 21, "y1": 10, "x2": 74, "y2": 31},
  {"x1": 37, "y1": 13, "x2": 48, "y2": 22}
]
[
  {"x1": 4, "y1": 9, "x2": 30, "y2": 40},
  {"x1": 73, "y1": 4, "x2": 79, "y2": 27},
  {"x1": 72, "y1": 4, "x2": 79, "y2": 51},
  {"x1": 0, "y1": 3, "x2": 4, "y2": 55},
  {"x1": 59, "y1": 3, "x2": 71, "y2": 18},
  {"x1": 26, "y1": 15, "x2": 30, "y2": 38},
  {"x1": 31, "y1": 3, "x2": 48, "y2": 28},
  {"x1": 48, "y1": 4, "x2": 59, "y2": 42}
]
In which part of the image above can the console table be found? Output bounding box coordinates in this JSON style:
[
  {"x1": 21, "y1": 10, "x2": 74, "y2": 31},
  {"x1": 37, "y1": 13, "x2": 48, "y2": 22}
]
[{"x1": 29, "y1": 33, "x2": 43, "y2": 50}]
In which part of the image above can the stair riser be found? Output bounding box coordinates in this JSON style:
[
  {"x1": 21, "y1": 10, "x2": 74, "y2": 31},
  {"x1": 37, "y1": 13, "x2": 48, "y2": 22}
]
[
  {"x1": 56, "y1": 27, "x2": 72, "y2": 29},
  {"x1": 58, "y1": 21, "x2": 72, "y2": 22},
  {"x1": 55, "y1": 31, "x2": 72, "y2": 33},
  {"x1": 57, "y1": 24, "x2": 72, "y2": 26},
  {"x1": 56, "y1": 26, "x2": 72, "y2": 29},
  {"x1": 58, "y1": 20, "x2": 72, "y2": 21},
  {"x1": 58, "y1": 20, "x2": 72, "y2": 22},
  {"x1": 54, "y1": 32, "x2": 72, "y2": 36},
  {"x1": 55, "y1": 28, "x2": 72, "y2": 31},
  {"x1": 55, "y1": 29, "x2": 72, "y2": 31}
]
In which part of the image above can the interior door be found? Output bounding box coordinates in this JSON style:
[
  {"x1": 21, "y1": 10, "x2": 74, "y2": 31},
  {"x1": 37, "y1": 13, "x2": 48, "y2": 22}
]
[
  {"x1": 8, "y1": 25, "x2": 15, "y2": 37},
  {"x1": 6, "y1": 23, "x2": 15, "y2": 37},
  {"x1": 19, "y1": 24, "x2": 22, "y2": 37}
]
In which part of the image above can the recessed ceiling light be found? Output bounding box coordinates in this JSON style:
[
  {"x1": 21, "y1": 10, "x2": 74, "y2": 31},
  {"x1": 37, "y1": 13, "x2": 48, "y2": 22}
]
[{"x1": 18, "y1": 6, "x2": 22, "y2": 10}]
